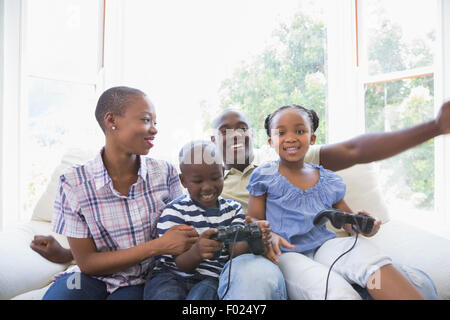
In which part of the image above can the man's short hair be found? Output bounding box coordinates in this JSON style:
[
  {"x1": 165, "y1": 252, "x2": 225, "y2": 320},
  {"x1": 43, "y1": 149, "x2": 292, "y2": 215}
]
[
  {"x1": 95, "y1": 86, "x2": 146, "y2": 132},
  {"x1": 210, "y1": 108, "x2": 250, "y2": 130}
]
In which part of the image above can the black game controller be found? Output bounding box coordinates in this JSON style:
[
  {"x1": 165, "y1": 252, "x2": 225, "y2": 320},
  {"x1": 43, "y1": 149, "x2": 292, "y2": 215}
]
[
  {"x1": 313, "y1": 209, "x2": 375, "y2": 234},
  {"x1": 210, "y1": 222, "x2": 264, "y2": 259}
]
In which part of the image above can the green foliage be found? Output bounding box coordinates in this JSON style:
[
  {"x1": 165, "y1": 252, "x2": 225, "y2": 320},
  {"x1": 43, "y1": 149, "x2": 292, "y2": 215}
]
[
  {"x1": 365, "y1": 15, "x2": 435, "y2": 209},
  {"x1": 218, "y1": 12, "x2": 327, "y2": 147},
  {"x1": 219, "y1": 8, "x2": 435, "y2": 209}
]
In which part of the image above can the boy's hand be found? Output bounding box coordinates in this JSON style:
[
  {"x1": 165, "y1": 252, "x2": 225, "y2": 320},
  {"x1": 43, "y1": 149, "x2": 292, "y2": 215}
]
[
  {"x1": 194, "y1": 229, "x2": 223, "y2": 260},
  {"x1": 30, "y1": 235, "x2": 73, "y2": 264},
  {"x1": 355, "y1": 210, "x2": 381, "y2": 237},
  {"x1": 264, "y1": 232, "x2": 294, "y2": 264}
]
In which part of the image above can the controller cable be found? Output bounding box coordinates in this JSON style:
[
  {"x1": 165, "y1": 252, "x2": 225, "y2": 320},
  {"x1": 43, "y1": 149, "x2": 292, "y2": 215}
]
[
  {"x1": 324, "y1": 229, "x2": 359, "y2": 300},
  {"x1": 219, "y1": 228, "x2": 240, "y2": 300}
]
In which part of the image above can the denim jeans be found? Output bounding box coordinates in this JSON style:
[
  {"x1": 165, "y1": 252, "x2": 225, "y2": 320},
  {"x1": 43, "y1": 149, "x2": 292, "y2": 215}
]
[
  {"x1": 218, "y1": 253, "x2": 287, "y2": 300},
  {"x1": 42, "y1": 272, "x2": 144, "y2": 300},
  {"x1": 144, "y1": 271, "x2": 219, "y2": 300},
  {"x1": 352, "y1": 263, "x2": 438, "y2": 300},
  {"x1": 217, "y1": 254, "x2": 437, "y2": 300}
]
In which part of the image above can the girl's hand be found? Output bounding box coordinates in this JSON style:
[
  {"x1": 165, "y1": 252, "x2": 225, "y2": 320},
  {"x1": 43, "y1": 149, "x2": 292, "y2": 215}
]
[
  {"x1": 264, "y1": 232, "x2": 294, "y2": 264},
  {"x1": 245, "y1": 216, "x2": 272, "y2": 246},
  {"x1": 356, "y1": 210, "x2": 381, "y2": 237}
]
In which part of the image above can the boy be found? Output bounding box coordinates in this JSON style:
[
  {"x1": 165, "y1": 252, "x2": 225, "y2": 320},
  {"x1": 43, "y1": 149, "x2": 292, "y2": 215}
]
[{"x1": 143, "y1": 140, "x2": 270, "y2": 300}]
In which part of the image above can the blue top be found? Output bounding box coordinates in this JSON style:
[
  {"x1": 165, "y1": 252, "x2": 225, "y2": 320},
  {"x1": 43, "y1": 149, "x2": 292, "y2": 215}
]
[
  {"x1": 154, "y1": 194, "x2": 245, "y2": 280},
  {"x1": 246, "y1": 161, "x2": 346, "y2": 254}
]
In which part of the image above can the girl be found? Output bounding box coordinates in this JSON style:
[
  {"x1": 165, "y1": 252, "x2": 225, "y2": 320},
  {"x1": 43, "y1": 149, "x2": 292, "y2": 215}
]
[
  {"x1": 247, "y1": 105, "x2": 424, "y2": 300},
  {"x1": 43, "y1": 86, "x2": 199, "y2": 300}
]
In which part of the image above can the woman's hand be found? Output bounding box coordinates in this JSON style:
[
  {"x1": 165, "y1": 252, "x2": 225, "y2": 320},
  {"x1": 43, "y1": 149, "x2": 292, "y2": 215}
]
[
  {"x1": 158, "y1": 225, "x2": 199, "y2": 256},
  {"x1": 30, "y1": 235, "x2": 74, "y2": 264}
]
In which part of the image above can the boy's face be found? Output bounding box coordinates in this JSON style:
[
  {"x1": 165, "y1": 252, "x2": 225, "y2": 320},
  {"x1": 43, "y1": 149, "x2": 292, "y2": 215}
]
[
  {"x1": 180, "y1": 163, "x2": 224, "y2": 208},
  {"x1": 112, "y1": 95, "x2": 158, "y2": 155},
  {"x1": 211, "y1": 111, "x2": 254, "y2": 168}
]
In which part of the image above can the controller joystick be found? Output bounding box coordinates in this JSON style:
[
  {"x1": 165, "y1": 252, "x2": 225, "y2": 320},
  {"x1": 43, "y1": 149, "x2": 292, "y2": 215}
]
[
  {"x1": 210, "y1": 222, "x2": 264, "y2": 259},
  {"x1": 313, "y1": 209, "x2": 375, "y2": 235}
]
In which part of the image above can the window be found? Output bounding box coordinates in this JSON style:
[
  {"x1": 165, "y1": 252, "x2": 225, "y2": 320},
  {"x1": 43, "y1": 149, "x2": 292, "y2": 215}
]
[
  {"x1": 20, "y1": 0, "x2": 105, "y2": 222},
  {"x1": 120, "y1": 0, "x2": 330, "y2": 163},
  {"x1": 2, "y1": 0, "x2": 449, "y2": 234},
  {"x1": 356, "y1": 0, "x2": 445, "y2": 229}
]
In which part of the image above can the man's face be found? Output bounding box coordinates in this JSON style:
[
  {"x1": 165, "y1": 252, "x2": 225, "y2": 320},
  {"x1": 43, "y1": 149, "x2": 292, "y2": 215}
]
[{"x1": 211, "y1": 112, "x2": 254, "y2": 167}]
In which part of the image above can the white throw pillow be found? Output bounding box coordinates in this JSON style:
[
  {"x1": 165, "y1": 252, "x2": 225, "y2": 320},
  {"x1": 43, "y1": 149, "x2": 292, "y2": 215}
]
[
  {"x1": 31, "y1": 148, "x2": 97, "y2": 222},
  {"x1": 337, "y1": 163, "x2": 390, "y2": 224}
]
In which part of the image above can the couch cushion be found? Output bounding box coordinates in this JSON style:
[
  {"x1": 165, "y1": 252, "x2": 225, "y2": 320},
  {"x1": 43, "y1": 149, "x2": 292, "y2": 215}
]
[
  {"x1": 337, "y1": 164, "x2": 390, "y2": 224},
  {"x1": 0, "y1": 221, "x2": 71, "y2": 300},
  {"x1": 369, "y1": 219, "x2": 450, "y2": 300},
  {"x1": 32, "y1": 148, "x2": 97, "y2": 223}
]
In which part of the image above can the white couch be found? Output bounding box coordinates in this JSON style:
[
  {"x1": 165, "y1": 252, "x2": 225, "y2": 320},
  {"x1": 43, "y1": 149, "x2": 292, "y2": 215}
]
[{"x1": 1, "y1": 149, "x2": 450, "y2": 300}]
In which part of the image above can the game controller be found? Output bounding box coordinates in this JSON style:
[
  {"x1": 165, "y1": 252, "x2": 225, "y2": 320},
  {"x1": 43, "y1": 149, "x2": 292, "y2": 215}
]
[
  {"x1": 210, "y1": 222, "x2": 264, "y2": 259},
  {"x1": 313, "y1": 209, "x2": 375, "y2": 234}
]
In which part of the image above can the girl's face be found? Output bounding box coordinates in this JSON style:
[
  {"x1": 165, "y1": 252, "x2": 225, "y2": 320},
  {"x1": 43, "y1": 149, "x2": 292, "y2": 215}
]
[
  {"x1": 110, "y1": 95, "x2": 158, "y2": 155},
  {"x1": 268, "y1": 108, "x2": 316, "y2": 163}
]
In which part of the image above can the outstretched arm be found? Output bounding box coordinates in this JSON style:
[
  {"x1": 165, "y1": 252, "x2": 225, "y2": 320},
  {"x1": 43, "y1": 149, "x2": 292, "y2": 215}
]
[{"x1": 320, "y1": 100, "x2": 450, "y2": 171}]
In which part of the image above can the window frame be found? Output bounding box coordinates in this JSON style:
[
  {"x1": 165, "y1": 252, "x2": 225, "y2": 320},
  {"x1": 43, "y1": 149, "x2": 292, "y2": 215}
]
[
  {"x1": 351, "y1": 0, "x2": 450, "y2": 235},
  {"x1": 0, "y1": 0, "x2": 106, "y2": 229}
]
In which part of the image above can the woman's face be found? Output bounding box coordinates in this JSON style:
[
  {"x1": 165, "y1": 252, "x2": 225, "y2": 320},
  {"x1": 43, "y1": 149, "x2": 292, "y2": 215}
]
[
  {"x1": 268, "y1": 108, "x2": 316, "y2": 163},
  {"x1": 111, "y1": 95, "x2": 158, "y2": 155}
]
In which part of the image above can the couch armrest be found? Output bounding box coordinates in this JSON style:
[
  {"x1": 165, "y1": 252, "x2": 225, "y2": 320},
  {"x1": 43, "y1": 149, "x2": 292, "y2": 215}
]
[{"x1": 0, "y1": 221, "x2": 70, "y2": 300}]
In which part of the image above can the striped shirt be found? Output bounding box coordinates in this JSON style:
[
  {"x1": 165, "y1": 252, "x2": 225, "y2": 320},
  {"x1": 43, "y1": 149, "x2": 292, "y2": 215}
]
[
  {"x1": 51, "y1": 149, "x2": 183, "y2": 293},
  {"x1": 154, "y1": 194, "x2": 245, "y2": 280}
]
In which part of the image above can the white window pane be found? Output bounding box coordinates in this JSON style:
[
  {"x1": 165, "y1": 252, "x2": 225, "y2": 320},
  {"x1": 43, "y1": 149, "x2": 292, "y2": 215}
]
[
  {"x1": 122, "y1": 0, "x2": 329, "y2": 162},
  {"x1": 365, "y1": 75, "x2": 435, "y2": 215},
  {"x1": 26, "y1": 0, "x2": 102, "y2": 81},
  {"x1": 363, "y1": 0, "x2": 437, "y2": 75}
]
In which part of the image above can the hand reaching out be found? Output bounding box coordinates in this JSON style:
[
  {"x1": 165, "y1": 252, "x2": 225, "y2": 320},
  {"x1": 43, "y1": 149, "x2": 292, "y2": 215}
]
[
  {"x1": 436, "y1": 100, "x2": 450, "y2": 135},
  {"x1": 158, "y1": 225, "x2": 199, "y2": 256}
]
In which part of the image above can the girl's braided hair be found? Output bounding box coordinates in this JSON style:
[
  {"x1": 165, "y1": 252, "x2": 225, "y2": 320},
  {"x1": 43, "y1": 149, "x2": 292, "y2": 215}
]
[{"x1": 264, "y1": 104, "x2": 319, "y2": 137}]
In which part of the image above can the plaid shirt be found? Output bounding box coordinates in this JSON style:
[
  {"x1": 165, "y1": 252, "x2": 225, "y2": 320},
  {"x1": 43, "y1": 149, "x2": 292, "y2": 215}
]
[{"x1": 52, "y1": 149, "x2": 183, "y2": 293}]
